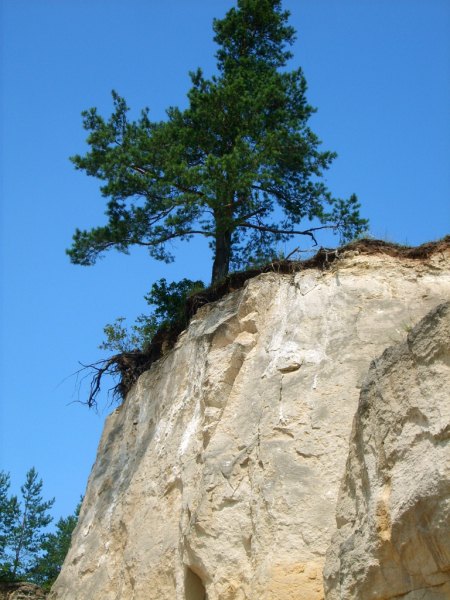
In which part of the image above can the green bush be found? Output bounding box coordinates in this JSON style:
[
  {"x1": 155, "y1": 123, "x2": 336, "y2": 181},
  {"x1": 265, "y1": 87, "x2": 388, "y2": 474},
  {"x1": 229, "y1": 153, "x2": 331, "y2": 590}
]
[{"x1": 100, "y1": 278, "x2": 205, "y2": 353}]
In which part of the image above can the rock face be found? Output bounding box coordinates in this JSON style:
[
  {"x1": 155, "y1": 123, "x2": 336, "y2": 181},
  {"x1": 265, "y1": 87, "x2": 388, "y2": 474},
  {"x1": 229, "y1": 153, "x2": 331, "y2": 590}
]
[
  {"x1": 324, "y1": 301, "x2": 450, "y2": 600},
  {"x1": 0, "y1": 582, "x2": 47, "y2": 600},
  {"x1": 50, "y1": 244, "x2": 450, "y2": 600}
]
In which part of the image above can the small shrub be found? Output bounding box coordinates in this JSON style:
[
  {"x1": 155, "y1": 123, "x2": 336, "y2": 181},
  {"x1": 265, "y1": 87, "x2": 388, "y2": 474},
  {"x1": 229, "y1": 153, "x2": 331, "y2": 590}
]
[{"x1": 100, "y1": 278, "x2": 205, "y2": 353}]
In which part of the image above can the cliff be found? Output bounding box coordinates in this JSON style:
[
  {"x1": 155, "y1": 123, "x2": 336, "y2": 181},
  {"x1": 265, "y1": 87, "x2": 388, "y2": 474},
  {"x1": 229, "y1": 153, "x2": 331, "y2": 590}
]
[
  {"x1": 50, "y1": 240, "x2": 450, "y2": 600},
  {"x1": 324, "y1": 301, "x2": 450, "y2": 599}
]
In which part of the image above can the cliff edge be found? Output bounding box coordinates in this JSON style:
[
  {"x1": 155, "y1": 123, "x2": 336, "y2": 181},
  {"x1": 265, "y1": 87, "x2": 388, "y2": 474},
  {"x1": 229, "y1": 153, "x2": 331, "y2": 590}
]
[{"x1": 50, "y1": 241, "x2": 450, "y2": 600}]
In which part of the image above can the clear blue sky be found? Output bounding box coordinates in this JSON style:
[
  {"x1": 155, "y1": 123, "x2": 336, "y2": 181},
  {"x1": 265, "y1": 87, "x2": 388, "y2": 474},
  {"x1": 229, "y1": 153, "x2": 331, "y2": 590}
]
[{"x1": 1, "y1": 0, "x2": 449, "y2": 522}]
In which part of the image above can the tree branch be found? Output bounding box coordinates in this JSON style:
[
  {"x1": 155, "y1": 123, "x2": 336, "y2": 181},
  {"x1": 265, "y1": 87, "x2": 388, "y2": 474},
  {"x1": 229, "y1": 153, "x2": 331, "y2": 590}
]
[
  {"x1": 130, "y1": 164, "x2": 205, "y2": 199},
  {"x1": 251, "y1": 183, "x2": 286, "y2": 200},
  {"x1": 134, "y1": 228, "x2": 214, "y2": 246},
  {"x1": 144, "y1": 205, "x2": 177, "y2": 226},
  {"x1": 238, "y1": 222, "x2": 337, "y2": 245},
  {"x1": 234, "y1": 206, "x2": 267, "y2": 223}
]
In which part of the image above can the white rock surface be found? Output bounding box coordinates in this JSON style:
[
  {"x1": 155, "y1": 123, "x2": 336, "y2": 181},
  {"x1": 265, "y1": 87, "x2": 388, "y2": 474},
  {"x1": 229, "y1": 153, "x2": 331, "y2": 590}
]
[
  {"x1": 324, "y1": 301, "x2": 450, "y2": 600},
  {"x1": 49, "y1": 247, "x2": 450, "y2": 600}
]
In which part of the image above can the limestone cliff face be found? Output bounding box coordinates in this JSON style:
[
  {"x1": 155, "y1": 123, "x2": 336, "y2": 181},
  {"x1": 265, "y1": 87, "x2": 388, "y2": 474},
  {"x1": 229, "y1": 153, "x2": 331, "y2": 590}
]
[
  {"x1": 50, "y1": 245, "x2": 450, "y2": 600},
  {"x1": 324, "y1": 301, "x2": 450, "y2": 600}
]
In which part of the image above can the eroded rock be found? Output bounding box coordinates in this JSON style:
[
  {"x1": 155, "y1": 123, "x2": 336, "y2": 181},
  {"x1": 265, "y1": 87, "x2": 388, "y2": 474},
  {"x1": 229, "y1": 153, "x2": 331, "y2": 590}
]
[
  {"x1": 324, "y1": 302, "x2": 450, "y2": 600},
  {"x1": 0, "y1": 582, "x2": 47, "y2": 600},
  {"x1": 49, "y1": 247, "x2": 450, "y2": 600}
]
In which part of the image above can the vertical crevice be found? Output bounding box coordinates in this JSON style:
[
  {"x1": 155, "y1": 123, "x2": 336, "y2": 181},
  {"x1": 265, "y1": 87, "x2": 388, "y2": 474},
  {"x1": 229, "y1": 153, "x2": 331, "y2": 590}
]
[{"x1": 185, "y1": 566, "x2": 206, "y2": 600}]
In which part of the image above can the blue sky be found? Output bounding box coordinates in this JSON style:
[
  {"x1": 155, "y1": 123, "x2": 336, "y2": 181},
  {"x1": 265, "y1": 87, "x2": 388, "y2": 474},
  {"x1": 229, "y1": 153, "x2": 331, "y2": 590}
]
[{"x1": 1, "y1": 0, "x2": 449, "y2": 522}]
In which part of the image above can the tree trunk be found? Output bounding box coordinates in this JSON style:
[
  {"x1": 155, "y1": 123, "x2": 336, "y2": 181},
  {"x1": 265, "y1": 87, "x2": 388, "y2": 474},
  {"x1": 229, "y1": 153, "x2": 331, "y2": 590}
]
[
  {"x1": 12, "y1": 503, "x2": 28, "y2": 578},
  {"x1": 211, "y1": 229, "x2": 232, "y2": 284}
]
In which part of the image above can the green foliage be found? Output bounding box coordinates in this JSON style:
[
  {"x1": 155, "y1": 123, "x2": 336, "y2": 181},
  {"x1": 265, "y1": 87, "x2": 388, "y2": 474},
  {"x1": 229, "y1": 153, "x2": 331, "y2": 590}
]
[
  {"x1": 31, "y1": 501, "x2": 81, "y2": 591},
  {"x1": 100, "y1": 278, "x2": 205, "y2": 353},
  {"x1": 0, "y1": 468, "x2": 54, "y2": 582},
  {"x1": 0, "y1": 472, "x2": 20, "y2": 580},
  {"x1": 99, "y1": 316, "x2": 158, "y2": 354},
  {"x1": 144, "y1": 278, "x2": 205, "y2": 327},
  {"x1": 0, "y1": 470, "x2": 80, "y2": 590},
  {"x1": 68, "y1": 0, "x2": 368, "y2": 284}
]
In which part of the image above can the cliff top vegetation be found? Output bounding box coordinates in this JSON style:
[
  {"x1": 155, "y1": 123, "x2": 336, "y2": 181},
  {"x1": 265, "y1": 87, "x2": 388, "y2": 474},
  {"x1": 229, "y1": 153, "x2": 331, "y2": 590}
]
[{"x1": 82, "y1": 236, "x2": 450, "y2": 409}]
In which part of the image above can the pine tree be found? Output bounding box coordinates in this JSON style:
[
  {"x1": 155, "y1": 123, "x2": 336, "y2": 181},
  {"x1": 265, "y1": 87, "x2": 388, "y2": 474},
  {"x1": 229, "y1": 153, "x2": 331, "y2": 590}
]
[
  {"x1": 0, "y1": 472, "x2": 20, "y2": 580},
  {"x1": 68, "y1": 0, "x2": 367, "y2": 284},
  {"x1": 2, "y1": 468, "x2": 54, "y2": 580}
]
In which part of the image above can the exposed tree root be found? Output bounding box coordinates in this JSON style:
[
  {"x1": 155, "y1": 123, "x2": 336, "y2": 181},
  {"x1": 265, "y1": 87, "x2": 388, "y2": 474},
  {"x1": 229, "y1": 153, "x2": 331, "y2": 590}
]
[{"x1": 82, "y1": 236, "x2": 450, "y2": 408}]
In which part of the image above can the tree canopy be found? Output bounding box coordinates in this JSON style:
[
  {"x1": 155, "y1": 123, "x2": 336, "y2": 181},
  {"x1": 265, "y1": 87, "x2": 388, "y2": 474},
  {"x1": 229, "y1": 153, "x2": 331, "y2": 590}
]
[
  {"x1": 0, "y1": 468, "x2": 54, "y2": 582},
  {"x1": 68, "y1": 0, "x2": 367, "y2": 283},
  {"x1": 0, "y1": 469, "x2": 79, "y2": 590}
]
